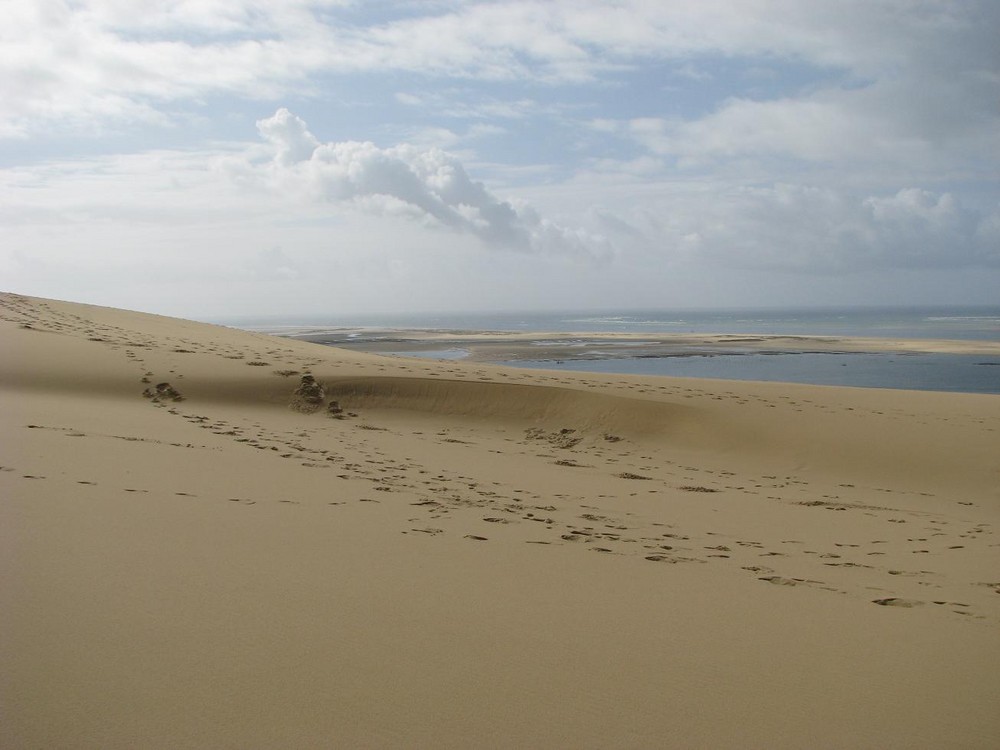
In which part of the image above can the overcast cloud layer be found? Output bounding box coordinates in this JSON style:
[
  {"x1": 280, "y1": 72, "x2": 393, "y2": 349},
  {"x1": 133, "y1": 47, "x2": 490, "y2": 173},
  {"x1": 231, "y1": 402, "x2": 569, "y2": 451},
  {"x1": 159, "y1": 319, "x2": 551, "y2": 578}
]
[{"x1": 2, "y1": 0, "x2": 998, "y2": 317}]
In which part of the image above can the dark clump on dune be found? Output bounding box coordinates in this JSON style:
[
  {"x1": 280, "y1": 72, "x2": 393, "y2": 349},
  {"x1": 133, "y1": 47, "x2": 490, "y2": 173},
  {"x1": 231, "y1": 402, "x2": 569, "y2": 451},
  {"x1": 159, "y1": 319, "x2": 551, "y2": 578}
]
[
  {"x1": 291, "y1": 374, "x2": 325, "y2": 413},
  {"x1": 142, "y1": 382, "x2": 184, "y2": 403},
  {"x1": 525, "y1": 427, "x2": 582, "y2": 449}
]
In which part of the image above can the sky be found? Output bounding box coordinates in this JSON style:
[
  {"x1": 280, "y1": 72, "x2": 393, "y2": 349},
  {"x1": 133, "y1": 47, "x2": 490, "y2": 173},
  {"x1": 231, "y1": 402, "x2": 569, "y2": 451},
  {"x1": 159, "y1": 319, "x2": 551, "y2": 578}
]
[{"x1": 2, "y1": 0, "x2": 999, "y2": 320}]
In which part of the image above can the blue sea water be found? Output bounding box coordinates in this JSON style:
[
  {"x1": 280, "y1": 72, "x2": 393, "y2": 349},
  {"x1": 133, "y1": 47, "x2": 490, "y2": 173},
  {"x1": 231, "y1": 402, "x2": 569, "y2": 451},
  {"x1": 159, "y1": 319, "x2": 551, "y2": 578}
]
[
  {"x1": 505, "y1": 353, "x2": 1000, "y2": 395},
  {"x1": 234, "y1": 306, "x2": 1000, "y2": 394}
]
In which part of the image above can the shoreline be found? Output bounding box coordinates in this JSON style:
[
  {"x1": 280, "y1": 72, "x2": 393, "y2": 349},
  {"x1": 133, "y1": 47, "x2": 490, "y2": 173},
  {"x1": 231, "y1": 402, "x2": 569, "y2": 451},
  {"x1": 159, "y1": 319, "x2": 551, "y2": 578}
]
[
  {"x1": 270, "y1": 327, "x2": 1000, "y2": 359},
  {"x1": 266, "y1": 327, "x2": 1000, "y2": 395}
]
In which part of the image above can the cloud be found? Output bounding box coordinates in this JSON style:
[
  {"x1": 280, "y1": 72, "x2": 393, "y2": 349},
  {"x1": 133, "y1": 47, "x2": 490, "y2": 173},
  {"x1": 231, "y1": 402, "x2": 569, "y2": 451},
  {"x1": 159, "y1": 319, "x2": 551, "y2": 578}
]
[
  {"x1": 246, "y1": 247, "x2": 301, "y2": 280},
  {"x1": 241, "y1": 108, "x2": 610, "y2": 257},
  {"x1": 624, "y1": 80, "x2": 1000, "y2": 183},
  {"x1": 257, "y1": 108, "x2": 320, "y2": 166},
  {"x1": 601, "y1": 3, "x2": 1000, "y2": 184},
  {"x1": 6, "y1": 0, "x2": 996, "y2": 141},
  {"x1": 595, "y1": 183, "x2": 1000, "y2": 271},
  {"x1": 861, "y1": 189, "x2": 999, "y2": 268}
]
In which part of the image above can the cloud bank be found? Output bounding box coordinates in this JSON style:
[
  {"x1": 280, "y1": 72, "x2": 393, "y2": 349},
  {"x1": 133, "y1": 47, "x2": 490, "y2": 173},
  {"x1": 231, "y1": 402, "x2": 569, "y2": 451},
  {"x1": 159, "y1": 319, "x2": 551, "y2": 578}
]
[
  {"x1": 3, "y1": 2, "x2": 998, "y2": 314},
  {"x1": 594, "y1": 184, "x2": 1000, "y2": 272},
  {"x1": 244, "y1": 108, "x2": 609, "y2": 257}
]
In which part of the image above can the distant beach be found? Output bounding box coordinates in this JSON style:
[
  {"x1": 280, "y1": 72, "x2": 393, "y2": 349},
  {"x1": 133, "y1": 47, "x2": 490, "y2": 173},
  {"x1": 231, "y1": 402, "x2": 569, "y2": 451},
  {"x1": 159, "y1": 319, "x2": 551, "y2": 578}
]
[{"x1": 243, "y1": 307, "x2": 1000, "y2": 394}]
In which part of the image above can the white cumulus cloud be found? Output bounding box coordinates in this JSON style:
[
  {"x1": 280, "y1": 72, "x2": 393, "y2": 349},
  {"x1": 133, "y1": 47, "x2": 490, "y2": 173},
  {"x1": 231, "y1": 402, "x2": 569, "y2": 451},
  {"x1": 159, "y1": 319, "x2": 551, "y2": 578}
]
[{"x1": 241, "y1": 108, "x2": 610, "y2": 257}]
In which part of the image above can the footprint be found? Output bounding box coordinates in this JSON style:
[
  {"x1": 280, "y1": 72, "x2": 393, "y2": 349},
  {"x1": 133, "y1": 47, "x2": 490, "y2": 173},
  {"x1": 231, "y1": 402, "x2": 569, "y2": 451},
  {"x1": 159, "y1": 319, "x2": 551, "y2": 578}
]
[
  {"x1": 872, "y1": 598, "x2": 923, "y2": 608},
  {"x1": 645, "y1": 554, "x2": 698, "y2": 563},
  {"x1": 759, "y1": 576, "x2": 800, "y2": 586}
]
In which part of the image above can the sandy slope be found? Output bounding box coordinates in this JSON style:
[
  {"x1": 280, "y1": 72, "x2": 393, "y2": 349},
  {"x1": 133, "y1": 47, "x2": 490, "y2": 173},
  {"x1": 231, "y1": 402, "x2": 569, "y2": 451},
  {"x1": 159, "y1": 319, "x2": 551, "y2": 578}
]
[{"x1": 2, "y1": 292, "x2": 998, "y2": 749}]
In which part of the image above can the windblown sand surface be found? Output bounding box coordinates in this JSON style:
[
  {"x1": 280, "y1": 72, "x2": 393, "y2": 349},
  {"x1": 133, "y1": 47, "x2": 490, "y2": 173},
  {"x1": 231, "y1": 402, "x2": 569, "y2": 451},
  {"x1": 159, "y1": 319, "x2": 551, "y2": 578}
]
[{"x1": 2, "y1": 292, "x2": 999, "y2": 748}]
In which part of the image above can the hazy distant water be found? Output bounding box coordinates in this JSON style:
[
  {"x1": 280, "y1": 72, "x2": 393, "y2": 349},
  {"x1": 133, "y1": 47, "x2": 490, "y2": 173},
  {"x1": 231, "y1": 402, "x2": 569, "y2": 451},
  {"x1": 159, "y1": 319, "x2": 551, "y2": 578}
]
[
  {"x1": 234, "y1": 306, "x2": 1000, "y2": 340},
  {"x1": 232, "y1": 306, "x2": 1000, "y2": 394}
]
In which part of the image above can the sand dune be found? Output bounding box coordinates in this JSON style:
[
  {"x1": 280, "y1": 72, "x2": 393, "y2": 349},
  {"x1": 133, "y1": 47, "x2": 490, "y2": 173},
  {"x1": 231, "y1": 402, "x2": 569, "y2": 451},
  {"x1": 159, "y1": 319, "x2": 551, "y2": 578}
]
[{"x1": 2, "y1": 292, "x2": 999, "y2": 748}]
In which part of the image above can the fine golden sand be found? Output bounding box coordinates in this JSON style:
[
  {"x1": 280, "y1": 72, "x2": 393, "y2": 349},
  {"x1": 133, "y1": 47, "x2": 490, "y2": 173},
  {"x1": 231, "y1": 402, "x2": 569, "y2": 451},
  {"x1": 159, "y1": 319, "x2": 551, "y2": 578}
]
[{"x1": 2, "y1": 292, "x2": 998, "y2": 748}]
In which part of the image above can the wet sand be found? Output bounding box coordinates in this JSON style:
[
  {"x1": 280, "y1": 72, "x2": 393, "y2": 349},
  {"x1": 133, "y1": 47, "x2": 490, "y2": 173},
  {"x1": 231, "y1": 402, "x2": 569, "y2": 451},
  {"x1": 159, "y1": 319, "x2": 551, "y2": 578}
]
[{"x1": 277, "y1": 326, "x2": 1000, "y2": 362}]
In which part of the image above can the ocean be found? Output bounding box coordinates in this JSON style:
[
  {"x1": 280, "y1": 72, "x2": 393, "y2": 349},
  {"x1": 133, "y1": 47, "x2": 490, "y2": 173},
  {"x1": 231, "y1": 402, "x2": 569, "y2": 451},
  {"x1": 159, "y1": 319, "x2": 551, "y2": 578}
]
[
  {"x1": 233, "y1": 306, "x2": 1000, "y2": 395},
  {"x1": 237, "y1": 306, "x2": 1000, "y2": 341},
  {"x1": 503, "y1": 352, "x2": 1000, "y2": 395}
]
